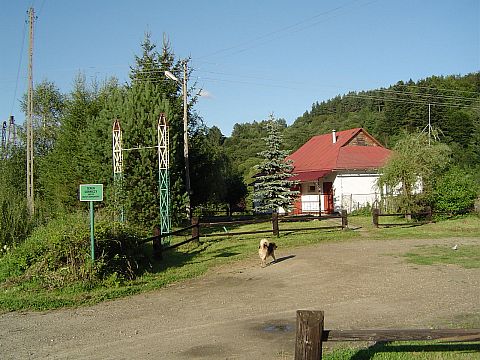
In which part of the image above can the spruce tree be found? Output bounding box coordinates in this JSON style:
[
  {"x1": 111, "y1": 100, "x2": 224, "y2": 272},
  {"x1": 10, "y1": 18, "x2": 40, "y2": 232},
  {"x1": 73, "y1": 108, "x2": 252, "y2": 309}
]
[{"x1": 253, "y1": 115, "x2": 298, "y2": 213}]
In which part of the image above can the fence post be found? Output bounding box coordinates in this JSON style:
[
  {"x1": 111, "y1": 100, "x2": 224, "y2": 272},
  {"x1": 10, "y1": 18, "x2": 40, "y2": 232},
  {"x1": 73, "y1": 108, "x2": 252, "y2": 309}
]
[
  {"x1": 295, "y1": 310, "x2": 324, "y2": 360},
  {"x1": 152, "y1": 226, "x2": 162, "y2": 259},
  {"x1": 425, "y1": 206, "x2": 432, "y2": 222},
  {"x1": 341, "y1": 209, "x2": 348, "y2": 229},
  {"x1": 192, "y1": 217, "x2": 200, "y2": 243},
  {"x1": 373, "y1": 208, "x2": 379, "y2": 228},
  {"x1": 272, "y1": 212, "x2": 279, "y2": 237}
]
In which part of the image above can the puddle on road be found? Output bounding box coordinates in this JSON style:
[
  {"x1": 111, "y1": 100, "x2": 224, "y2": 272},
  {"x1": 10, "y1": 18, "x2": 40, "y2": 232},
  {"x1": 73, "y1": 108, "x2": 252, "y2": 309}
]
[{"x1": 263, "y1": 323, "x2": 294, "y2": 333}]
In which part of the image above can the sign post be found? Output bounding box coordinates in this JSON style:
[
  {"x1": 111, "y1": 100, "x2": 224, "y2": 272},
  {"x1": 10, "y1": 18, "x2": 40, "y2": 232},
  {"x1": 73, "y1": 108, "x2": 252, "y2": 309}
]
[{"x1": 79, "y1": 184, "x2": 104, "y2": 262}]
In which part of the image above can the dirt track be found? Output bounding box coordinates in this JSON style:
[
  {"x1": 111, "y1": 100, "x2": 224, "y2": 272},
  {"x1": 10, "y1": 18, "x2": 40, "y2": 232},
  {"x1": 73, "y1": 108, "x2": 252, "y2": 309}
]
[{"x1": 1, "y1": 237, "x2": 479, "y2": 359}]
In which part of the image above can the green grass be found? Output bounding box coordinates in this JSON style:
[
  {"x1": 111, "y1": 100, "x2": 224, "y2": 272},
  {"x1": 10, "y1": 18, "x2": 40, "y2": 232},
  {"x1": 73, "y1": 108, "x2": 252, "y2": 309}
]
[
  {"x1": 347, "y1": 215, "x2": 480, "y2": 240},
  {"x1": 403, "y1": 244, "x2": 480, "y2": 269},
  {"x1": 324, "y1": 341, "x2": 480, "y2": 359},
  {"x1": 1, "y1": 214, "x2": 479, "y2": 312}
]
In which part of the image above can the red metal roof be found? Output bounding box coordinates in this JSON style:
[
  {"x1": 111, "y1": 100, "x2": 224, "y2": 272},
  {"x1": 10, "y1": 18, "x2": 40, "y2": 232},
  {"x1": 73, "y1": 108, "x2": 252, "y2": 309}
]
[
  {"x1": 289, "y1": 170, "x2": 331, "y2": 181},
  {"x1": 287, "y1": 128, "x2": 391, "y2": 176}
]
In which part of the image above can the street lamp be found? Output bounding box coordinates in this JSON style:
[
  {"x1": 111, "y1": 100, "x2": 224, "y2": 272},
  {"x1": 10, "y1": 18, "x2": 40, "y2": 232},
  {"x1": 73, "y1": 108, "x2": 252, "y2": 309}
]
[{"x1": 165, "y1": 61, "x2": 192, "y2": 219}]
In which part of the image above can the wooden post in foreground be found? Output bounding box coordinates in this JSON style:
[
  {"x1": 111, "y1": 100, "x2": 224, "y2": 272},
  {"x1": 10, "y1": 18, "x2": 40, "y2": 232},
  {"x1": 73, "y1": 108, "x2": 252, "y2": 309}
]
[
  {"x1": 295, "y1": 310, "x2": 324, "y2": 360},
  {"x1": 191, "y1": 217, "x2": 200, "y2": 244},
  {"x1": 372, "y1": 208, "x2": 379, "y2": 228},
  {"x1": 341, "y1": 210, "x2": 348, "y2": 229},
  {"x1": 153, "y1": 226, "x2": 162, "y2": 259}
]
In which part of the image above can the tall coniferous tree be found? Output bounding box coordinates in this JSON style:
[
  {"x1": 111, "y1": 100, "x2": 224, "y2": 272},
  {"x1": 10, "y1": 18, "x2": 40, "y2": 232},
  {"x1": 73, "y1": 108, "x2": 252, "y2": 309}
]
[
  {"x1": 124, "y1": 33, "x2": 196, "y2": 224},
  {"x1": 253, "y1": 115, "x2": 298, "y2": 213}
]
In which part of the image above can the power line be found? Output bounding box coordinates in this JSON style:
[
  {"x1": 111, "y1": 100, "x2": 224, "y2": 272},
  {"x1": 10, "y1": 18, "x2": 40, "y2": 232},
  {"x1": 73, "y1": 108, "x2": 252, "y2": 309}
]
[
  {"x1": 10, "y1": 12, "x2": 28, "y2": 115},
  {"x1": 393, "y1": 82, "x2": 480, "y2": 96},
  {"x1": 197, "y1": 0, "x2": 374, "y2": 60},
  {"x1": 366, "y1": 89, "x2": 479, "y2": 103},
  {"x1": 344, "y1": 93, "x2": 480, "y2": 110}
]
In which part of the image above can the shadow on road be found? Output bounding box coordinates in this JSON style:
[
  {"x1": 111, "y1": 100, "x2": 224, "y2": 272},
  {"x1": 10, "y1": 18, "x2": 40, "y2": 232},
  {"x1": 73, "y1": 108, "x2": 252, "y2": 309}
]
[{"x1": 273, "y1": 255, "x2": 296, "y2": 264}]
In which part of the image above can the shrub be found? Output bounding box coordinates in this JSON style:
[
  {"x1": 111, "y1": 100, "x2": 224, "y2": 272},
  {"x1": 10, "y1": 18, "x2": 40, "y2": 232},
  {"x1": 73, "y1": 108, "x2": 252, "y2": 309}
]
[
  {"x1": 0, "y1": 190, "x2": 33, "y2": 251},
  {"x1": 350, "y1": 203, "x2": 372, "y2": 216},
  {"x1": 431, "y1": 167, "x2": 479, "y2": 213},
  {"x1": 0, "y1": 213, "x2": 150, "y2": 289}
]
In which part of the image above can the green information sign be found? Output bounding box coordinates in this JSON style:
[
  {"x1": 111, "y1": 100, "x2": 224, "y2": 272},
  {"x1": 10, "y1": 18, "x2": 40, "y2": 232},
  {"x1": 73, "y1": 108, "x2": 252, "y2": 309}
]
[
  {"x1": 79, "y1": 184, "x2": 104, "y2": 263},
  {"x1": 79, "y1": 184, "x2": 104, "y2": 202}
]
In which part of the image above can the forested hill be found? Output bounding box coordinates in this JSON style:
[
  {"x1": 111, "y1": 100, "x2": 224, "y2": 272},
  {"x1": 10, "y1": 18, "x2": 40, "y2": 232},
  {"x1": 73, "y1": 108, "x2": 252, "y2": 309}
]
[{"x1": 224, "y1": 73, "x2": 480, "y2": 179}]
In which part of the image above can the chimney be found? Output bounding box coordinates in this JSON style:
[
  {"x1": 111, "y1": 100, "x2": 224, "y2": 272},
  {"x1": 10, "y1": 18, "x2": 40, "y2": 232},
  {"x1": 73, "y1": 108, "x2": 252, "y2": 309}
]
[{"x1": 332, "y1": 129, "x2": 337, "y2": 144}]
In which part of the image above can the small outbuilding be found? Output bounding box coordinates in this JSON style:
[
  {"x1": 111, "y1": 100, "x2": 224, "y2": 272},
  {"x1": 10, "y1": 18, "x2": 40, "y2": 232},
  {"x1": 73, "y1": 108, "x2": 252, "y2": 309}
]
[{"x1": 287, "y1": 128, "x2": 392, "y2": 214}]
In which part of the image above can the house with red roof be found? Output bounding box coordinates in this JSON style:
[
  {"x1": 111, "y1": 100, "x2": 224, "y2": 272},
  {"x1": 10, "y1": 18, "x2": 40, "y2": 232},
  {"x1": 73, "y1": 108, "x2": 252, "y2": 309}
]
[{"x1": 287, "y1": 128, "x2": 392, "y2": 214}]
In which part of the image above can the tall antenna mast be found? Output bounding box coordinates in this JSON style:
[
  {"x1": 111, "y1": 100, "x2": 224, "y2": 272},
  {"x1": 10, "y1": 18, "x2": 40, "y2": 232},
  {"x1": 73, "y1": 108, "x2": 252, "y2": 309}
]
[
  {"x1": 422, "y1": 103, "x2": 437, "y2": 145},
  {"x1": 112, "y1": 119, "x2": 124, "y2": 222},
  {"x1": 7, "y1": 116, "x2": 16, "y2": 151},
  {"x1": 1, "y1": 121, "x2": 6, "y2": 158},
  {"x1": 428, "y1": 103, "x2": 431, "y2": 146},
  {"x1": 26, "y1": 7, "x2": 35, "y2": 216},
  {"x1": 158, "y1": 113, "x2": 171, "y2": 237}
]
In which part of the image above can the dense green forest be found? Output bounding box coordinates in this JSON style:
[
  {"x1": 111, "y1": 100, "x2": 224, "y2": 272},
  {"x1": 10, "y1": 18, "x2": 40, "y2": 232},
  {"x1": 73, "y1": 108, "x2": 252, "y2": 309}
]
[
  {"x1": 0, "y1": 32, "x2": 479, "y2": 250},
  {"x1": 225, "y1": 73, "x2": 480, "y2": 186}
]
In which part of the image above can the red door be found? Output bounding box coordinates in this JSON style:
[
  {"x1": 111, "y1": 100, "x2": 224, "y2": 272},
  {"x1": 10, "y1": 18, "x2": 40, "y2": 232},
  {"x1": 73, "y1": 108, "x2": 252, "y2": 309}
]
[{"x1": 323, "y1": 182, "x2": 334, "y2": 214}]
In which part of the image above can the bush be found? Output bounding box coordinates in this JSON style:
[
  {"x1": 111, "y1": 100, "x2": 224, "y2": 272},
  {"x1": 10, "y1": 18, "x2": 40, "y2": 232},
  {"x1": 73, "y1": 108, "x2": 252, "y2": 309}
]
[
  {"x1": 431, "y1": 167, "x2": 479, "y2": 213},
  {"x1": 0, "y1": 190, "x2": 33, "y2": 251},
  {"x1": 0, "y1": 213, "x2": 150, "y2": 289},
  {"x1": 350, "y1": 203, "x2": 372, "y2": 216}
]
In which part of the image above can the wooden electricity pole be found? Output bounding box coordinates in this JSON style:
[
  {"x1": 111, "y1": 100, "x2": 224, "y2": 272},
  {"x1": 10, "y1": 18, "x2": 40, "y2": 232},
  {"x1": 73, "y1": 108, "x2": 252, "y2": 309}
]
[
  {"x1": 182, "y1": 60, "x2": 192, "y2": 219},
  {"x1": 26, "y1": 7, "x2": 35, "y2": 216}
]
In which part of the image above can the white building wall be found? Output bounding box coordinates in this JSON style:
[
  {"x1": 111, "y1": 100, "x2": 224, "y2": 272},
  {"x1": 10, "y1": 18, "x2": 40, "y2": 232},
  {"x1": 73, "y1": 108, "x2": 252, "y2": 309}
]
[
  {"x1": 333, "y1": 172, "x2": 380, "y2": 213},
  {"x1": 298, "y1": 171, "x2": 382, "y2": 214},
  {"x1": 300, "y1": 182, "x2": 322, "y2": 213}
]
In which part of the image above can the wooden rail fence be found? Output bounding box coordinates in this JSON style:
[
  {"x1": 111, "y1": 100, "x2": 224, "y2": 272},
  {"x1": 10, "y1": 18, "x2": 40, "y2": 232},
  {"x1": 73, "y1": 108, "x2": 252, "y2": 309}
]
[
  {"x1": 295, "y1": 310, "x2": 480, "y2": 360},
  {"x1": 143, "y1": 211, "x2": 348, "y2": 257},
  {"x1": 372, "y1": 207, "x2": 433, "y2": 228}
]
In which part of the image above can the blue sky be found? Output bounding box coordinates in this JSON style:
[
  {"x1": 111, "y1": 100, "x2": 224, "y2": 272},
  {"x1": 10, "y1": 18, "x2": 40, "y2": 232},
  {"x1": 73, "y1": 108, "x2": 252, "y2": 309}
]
[{"x1": 1, "y1": 0, "x2": 478, "y2": 136}]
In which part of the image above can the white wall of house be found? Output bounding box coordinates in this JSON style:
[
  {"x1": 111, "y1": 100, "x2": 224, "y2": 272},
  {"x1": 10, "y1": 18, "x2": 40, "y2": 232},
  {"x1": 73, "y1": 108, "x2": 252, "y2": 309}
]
[
  {"x1": 333, "y1": 171, "x2": 380, "y2": 213},
  {"x1": 297, "y1": 171, "x2": 381, "y2": 214},
  {"x1": 300, "y1": 182, "x2": 322, "y2": 213}
]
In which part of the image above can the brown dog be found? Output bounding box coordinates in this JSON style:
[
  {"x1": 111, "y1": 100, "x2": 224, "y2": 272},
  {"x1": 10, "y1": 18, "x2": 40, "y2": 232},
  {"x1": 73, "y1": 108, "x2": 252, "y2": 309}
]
[{"x1": 258, "y1": 238, "x2": 277, "y2": 267}]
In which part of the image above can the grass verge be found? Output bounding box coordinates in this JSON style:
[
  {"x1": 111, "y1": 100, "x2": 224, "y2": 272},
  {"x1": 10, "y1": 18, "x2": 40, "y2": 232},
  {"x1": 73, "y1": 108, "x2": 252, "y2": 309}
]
[
  {"x1": 324, "y1": 341, "x2": 480, "y2": 359},
  {"x1": 1, "y1": 214, "x2": 479, "y2": 313}
]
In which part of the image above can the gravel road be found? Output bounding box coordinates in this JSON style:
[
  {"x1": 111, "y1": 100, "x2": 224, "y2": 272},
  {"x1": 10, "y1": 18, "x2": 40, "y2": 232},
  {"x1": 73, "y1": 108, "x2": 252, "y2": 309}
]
[{"x1": 1, "y1": 237, "x2": 479, "y2": 359}]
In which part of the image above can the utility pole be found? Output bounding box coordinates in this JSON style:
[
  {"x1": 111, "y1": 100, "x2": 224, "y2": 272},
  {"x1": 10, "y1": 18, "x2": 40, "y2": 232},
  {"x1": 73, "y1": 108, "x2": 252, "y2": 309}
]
[
  {"x1": 26, "y1": 7, "x2": 35, "y2": 216},
  {"x1": 182, "y1": 60, "x2": 192, "y2": 219},
  {"x1": 164, "y1": 60, "x2": 192, "y2": 219},
  {"x1": 428, "y1": 103, "x2": 431, "y2": 146}
]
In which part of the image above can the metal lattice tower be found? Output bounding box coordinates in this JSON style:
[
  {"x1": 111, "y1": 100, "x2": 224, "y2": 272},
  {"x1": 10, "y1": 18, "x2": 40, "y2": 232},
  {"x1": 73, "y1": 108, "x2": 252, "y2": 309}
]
[
  {"x1": 7, "y1": 116, "x2": 16, "y2": 149},
  {"x1": 1, "y1": 121, "x2": 6, "y2": 157},
  {"x1": 158, "y1": 113, "x2": 171, "y2": 236},
  {"x1": 112, "y1": 119, "x2": 124, "y2": 222}
]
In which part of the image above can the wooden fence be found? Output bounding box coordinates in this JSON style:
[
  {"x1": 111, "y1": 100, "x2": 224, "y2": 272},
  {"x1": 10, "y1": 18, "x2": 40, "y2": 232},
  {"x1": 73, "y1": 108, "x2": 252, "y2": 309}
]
[
  {"x1": 143, "y1": 211, "x2": 348, "y2": 257},
  {"x1": 372, "y1": 207, "x2": 433, "y2": 228},
  {"x1": 295, "y1": 310, "x2": 480, "y2": 360}
]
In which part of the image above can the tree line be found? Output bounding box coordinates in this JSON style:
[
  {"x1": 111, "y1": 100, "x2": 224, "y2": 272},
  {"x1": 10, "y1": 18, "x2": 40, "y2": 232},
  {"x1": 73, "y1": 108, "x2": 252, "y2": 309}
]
[
  {"x1": 225, "y1": 73, "x2": 480, "y2": 191},
  {"x1": 1, "y1": 33, "x2": 479, "y2": 250}
]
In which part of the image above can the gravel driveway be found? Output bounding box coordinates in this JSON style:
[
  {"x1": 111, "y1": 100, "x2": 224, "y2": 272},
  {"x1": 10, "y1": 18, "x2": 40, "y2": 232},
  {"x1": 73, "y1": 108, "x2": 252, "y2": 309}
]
[{"x1": 1, "y1": 237, "x2": 479, "y2": 359}]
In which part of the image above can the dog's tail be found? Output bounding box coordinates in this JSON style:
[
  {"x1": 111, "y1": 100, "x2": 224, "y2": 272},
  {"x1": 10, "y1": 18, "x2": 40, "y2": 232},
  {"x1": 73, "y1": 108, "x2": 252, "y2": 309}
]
[{"x1": 259, "y1": 238, "x2": 269, "y2": 249}]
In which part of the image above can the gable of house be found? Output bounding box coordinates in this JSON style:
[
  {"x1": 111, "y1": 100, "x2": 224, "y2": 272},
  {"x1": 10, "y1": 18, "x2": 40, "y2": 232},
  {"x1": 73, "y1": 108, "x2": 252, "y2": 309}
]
[{"x1": 288, "y1": 128, "x2": 391, "y2": 173}]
